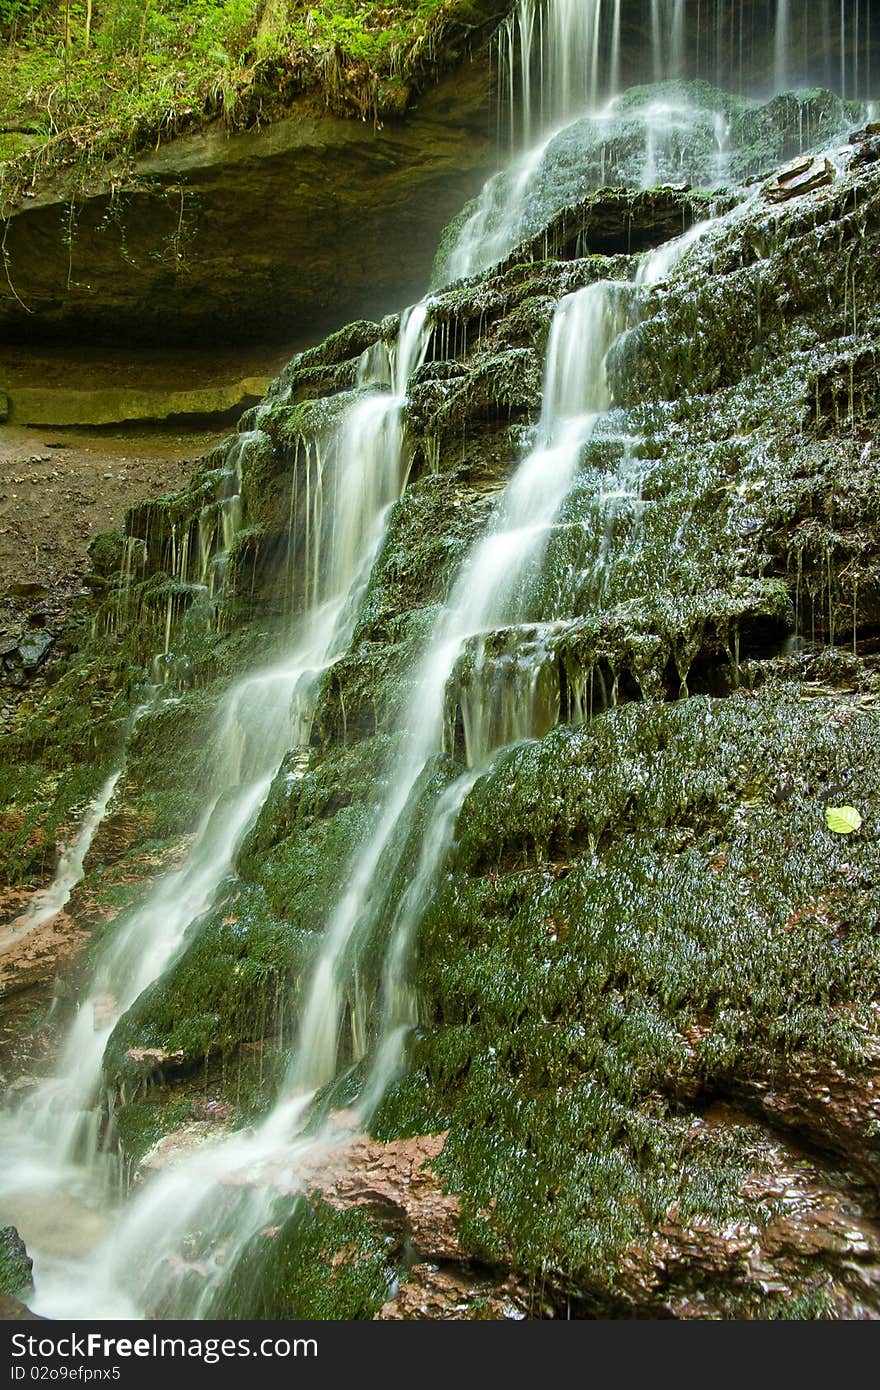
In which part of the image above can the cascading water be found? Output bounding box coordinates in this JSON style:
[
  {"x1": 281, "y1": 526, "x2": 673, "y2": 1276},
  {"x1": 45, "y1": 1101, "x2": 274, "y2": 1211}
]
[
  {"x1": 0, "y1": 302, "x2": 432, "y2": 1312},
  {"x1": 774, "y1": 0, "x2": 792, "y2": 91},
  {"x1": 32, "y1": 209, "x2": 710, "y2": 1323},
  {"x1": 439, "y1": 0, "x2": 874, "y2": 292},
  {"x1": 0, "y1": 770, "x2": 122, "y2": 951},
  {"x1": 346, "y1": 224, "x2": 713, "y2": 1110},
  {"x1": 2, "y1": 0, "x2": 876, "y2": 1324},
  {"x1": 285, "y1": 275, "x2": 632, "y2": 1100},
  {"x1": 498, "y1": 0, "x2": 876, "y2": 138}
]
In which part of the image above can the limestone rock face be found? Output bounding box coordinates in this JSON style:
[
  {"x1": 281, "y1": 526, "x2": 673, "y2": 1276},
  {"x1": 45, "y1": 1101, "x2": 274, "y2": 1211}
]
[
  {"x1": 0, "y1": 61, "x2": 495, "y2": 348},
  {"x1": 6, "y1": 68, "x2": 880, "y2": 1321}
]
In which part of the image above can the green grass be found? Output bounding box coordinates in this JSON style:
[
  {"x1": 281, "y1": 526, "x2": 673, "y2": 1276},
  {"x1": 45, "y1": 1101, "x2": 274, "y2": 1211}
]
[{"x1": 0, "y1": 1, "x2": 496, "y2": 204}]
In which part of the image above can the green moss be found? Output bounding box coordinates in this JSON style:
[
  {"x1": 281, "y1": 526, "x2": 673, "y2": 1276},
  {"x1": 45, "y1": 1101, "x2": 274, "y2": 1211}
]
[
  {"x1": 104, "y1": 883, "x2": 311, "y2": 1086},
  {"x1": 210, "y1": 1196, "x2": 395, "y2": 1319},
  {"x1": 0, "y1": 641, "x2": 141, "y2": 882},
  {"x1": 0, "y1": 1227, "x2": 33, "y2": 1299},
  {"x1": 254, "y1": 806, "x2": 372, "y2": 932},
  {"x1": 2, "y1": 77, "x2": 878, "y2": 1320},
  {"x1": 371, "y1": 685, "x2": 880, "y2": 1296},
  {"x1": 308, "y1": 472, "x2": 497, "y2": 746},
  {"x1": 113, "y1": 1098, "x2": 197, "y2": 1168},
  {"x1": 241, "y1": 734, "x2": 399, "y2": 865},
  {"x1": 122, "y1": 690, "x2": 220, "y2": 838},
  {"x1": 87, "y1": 529, "x2": 128, "y2": 578},
  {"x1": 0, "y1": 0, "x2": 507, "y2": 209}
]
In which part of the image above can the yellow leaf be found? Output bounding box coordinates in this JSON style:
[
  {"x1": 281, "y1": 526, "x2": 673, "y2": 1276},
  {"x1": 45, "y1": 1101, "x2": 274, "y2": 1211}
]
[{"x1": 825, "y1": 806, "x2": 863, "y2": 835}]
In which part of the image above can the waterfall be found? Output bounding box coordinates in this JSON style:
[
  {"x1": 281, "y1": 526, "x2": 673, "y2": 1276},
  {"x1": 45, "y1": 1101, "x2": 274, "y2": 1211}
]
[
  {"x1": 498, "y1": 0, "x2": 538, "y2": 148},
  {"x1": 775, "y1": 0, "x2": 791, "y2": 91},
  {"x1": 3, "y1": 0, "x2": 876, "y2": 1324},
  {"x1": 651, "y1": 0, "x2": 662, "y2": 81},
  {"x1": 498, "y1": 0, "x2": 624, "y2": 144},
  {"x1": 499, "y1": 0, "x2": 877, "y2": 141},
  {"x1": 0, "y1": 302, "x2": 433, "y2": 1302},
  {"x1": 672, "y1": 0, "x2": 686, "y2": 76},
  {"x1": 611, "y1": 0, "x2": 622, "y2": 93},
  {"x1": 0, "y1": 770, "x2": 122, "y2": 949},
  {"x1": 0, "y1": 692, "x2": 162, "y2": 1003},
  {"x1": 435, "y1": 127, "x2": 558, "y2": 286},
  {"x1": 289, "y1": 275, "x2": 631, "y2": 1092},
  {"x1": 30, "y1": 215, "x2": 711, "y2": 1323},
  {"x1": 20, "y1": 673, "x2": 300, "y2": 1165}
]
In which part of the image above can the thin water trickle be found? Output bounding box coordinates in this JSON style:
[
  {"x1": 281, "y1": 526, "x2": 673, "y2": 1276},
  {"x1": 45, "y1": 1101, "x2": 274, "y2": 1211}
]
[
  {"x1": 496, "y1": 0, "x2": 874, "y2": 152},
  {"x1": 775, "y1": 0, "x2": 792, "y2": 92},
  {"x1": 0, "y1": 771, "x2": 122, "y2": 952}
]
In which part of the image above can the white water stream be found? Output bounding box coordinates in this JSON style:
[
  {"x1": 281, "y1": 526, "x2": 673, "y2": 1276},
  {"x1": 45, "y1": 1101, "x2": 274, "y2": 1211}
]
[
  {"x1": 0, "y1": 771, "x2": 122, "y2": 954},
  {"x1": 17, "y1": 215, "x2": 709, "y2": 1320},
  {"x1": 0, "y1": 302, "x2": 432, "y2": 1311},
  {"x1": 499, "y1": 0, "x2": 875, "y2": 130}
]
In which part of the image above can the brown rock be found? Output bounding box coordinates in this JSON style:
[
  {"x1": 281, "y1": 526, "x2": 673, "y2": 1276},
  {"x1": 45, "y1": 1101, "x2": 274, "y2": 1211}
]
[
  {"x1": 763, "y1": 156, "x2": 836, "y2": 203},
  {"x1": 381, "y1": 1264, "x2": 528, "y2": 1320},
  {"x1": 0, "y1": 58, "x2": 497, "y2": 348},
  {"x1": 124, "y1": 1046, "x2": 185, "y2": 1068},
  {"x1": 0, "y1": 1292, "x2": 45, "y2": 1320},
  {"x1": 0, "y1": 908, "x2": 88, "y2": 1001},
  {"x1": 298, "y1": 1129, "x2": 462, "y2": 1262},
  {"x1": 614, "y1": 1102, "x2": 880, "y2": 1319},
  {"x1": 733, "y1": 1058, "x2": 880, "y2": 1192}
]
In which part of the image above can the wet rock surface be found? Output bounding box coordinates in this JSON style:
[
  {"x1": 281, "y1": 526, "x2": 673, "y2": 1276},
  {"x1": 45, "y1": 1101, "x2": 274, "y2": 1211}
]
[
  {"x1": 4, "y1": 91, "x2": 880, "y2": 1319},
  {"x1": 615, "y1": 1103, "x2": 880, "y2": 1318},
  {"x1": 0, "y1": 1292, "x2": 44, "y2": 1320},
  {"x1": 0, "y1": 421, "x2": 216, "y2": 741},
  {"x1": 763, "y1": 154, "x2": 836, "y2": 202},
  {"x1": 299, "y1": 1131, "x2": 462, "y2": 1262},
  {"x1": 0, "y1": 1225, "x2": 33, "y2": 1298}
]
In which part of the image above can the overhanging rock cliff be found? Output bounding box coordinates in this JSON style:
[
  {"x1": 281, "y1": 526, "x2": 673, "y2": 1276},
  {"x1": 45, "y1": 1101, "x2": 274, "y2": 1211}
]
[{"x1": 0, "y1": 11, "x2": 505, "y2": 347}]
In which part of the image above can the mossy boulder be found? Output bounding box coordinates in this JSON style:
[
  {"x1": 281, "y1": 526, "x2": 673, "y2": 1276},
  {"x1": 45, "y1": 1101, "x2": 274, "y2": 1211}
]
[
  {"x1": 375, "y1": 684, "x2": 880, "y2": 1301},
  {"x1": 0, "y1": 1228, "x2": 33, "y2": 1299},
  {"x1": 211, "y1": 1196, "x2": 395, "y2": 1320},
  {"x1": 104, "y1": 884, "x2": 311, "y2": 1087}
]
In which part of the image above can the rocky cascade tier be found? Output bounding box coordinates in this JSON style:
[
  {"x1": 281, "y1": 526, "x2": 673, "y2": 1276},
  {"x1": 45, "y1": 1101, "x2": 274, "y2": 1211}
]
[
  {"x1": 1, "y1": 35, "x2": 880, "y2": 1310},
  {"x1": 0, "y1": 115, "x2": 868, "y2": 1318}
]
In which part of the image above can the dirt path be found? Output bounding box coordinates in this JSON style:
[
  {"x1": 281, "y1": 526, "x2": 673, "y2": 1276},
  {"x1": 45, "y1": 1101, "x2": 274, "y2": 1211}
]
[
  {"x1": 0, "y1": 419, "x2": 230, "y2": 734},
  {"x1": 0, "y1": 422, "x2": 222, "y2": 608}
]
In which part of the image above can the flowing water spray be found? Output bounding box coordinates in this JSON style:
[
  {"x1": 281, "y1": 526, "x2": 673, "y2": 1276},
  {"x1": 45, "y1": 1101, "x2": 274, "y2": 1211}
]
[
  {"x1": 3, "y1": 0, "x2": 875, "y2": 1322},
  {"x1": 497, "y1": 0, "x2": 617, "y2": 145},
  {"x1": 497, "y1": 0, "x2": 875, "y2": 141},
  {"x1": 289, "y1": 275, "x2": 632, "y2": 1097},
  {"x1": 51, "y1": 213, "x2": 713, "y2": 1322},
  {"x1": 441, "y1": 0, "x2": 873, "y2": 292},
  {"x1": 0, "y1": 302, "x2": 432, "y2": 1311},
  {"x1": 0, "y1": 771, "x2": 122, "y2": 953},
  {"x1": 775, "y1": 0, "x2": 792, "y2": 91}
]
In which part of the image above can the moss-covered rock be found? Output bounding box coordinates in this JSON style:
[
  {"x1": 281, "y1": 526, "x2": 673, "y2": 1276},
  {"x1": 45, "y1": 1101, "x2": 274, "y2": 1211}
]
[
  {"x1": 0, "y1": 2, "x2": 509, "y2": 347},
  {"x1": 104, "y1": 883, "x2": 311, "y2": 1087},
  {"x1": 210, "y1": 1196, "x2": 395, "y2": 1320},
  {"x1": 373, "y1": 684, "x2": 880, "y2": 1301},
  {"x1": 9, "y1": 79, "x2": 880, "y2": 1320},
  {"x1": 0, "y1": 1228, "x2": 33, "y2": 1299}
]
